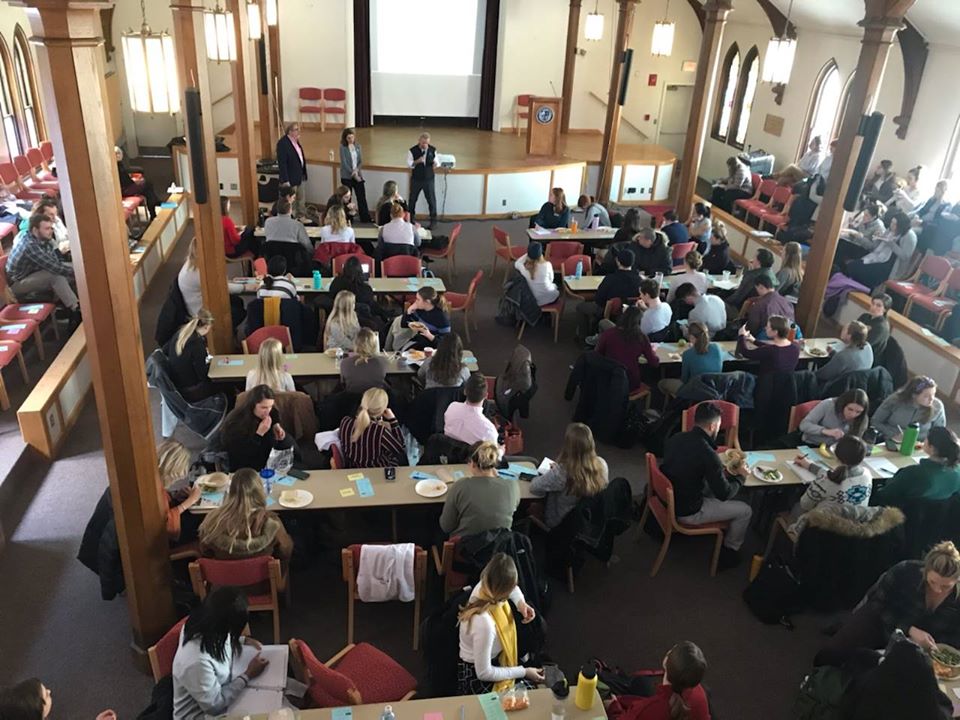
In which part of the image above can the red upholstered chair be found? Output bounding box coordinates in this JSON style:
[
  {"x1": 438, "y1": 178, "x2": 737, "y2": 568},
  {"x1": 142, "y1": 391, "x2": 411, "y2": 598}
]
[
  {"x1": 561, "y1": 255, "x2": 592, "y2": 277},
  {"x1": 751, "y1": 185, "x2": 791, "y2": 227},
  {"x1": 734, "y1": 173, "x2": 765, "y2": 215},
  {"x1": 446, "y1": 269, "x2": 482, "y2": 342},
  {"x1": 330, "y1": 444, "x2": 347, "y2": 470},
  {"x1": 39, "y1": 140, "x2": 54, "y2": 166},
  {"x1": 514, "y1": 94, "x2": 532, "y2": 135},
  {"x1": 788, "y1": 400, "x2": 822, "y2": 434},
  {"x1": 288, "y1": 638, "x2": 417, "y2": 709},
  {"x1": 517, "y1": 295, "x2": 564, "y2": 343},
  {"x1": 313, "y1": 241, "x2": 360, "y2": 266},
  {"x1": 0, "y1": 162, "x2": 43, "y2": 200},
  {"x1": 681, "y1": 400, "x2": 741, "y2": 449},
  {"x1": 492, "y1": 226, "x2": 524, "y2": 279},
  {"x1": 298, "y1": 87, "x2": 323, "y2": 126},
  {"x1": 545, "y1": 241, "x2": 584, "y2": 272},
  {"x1": 759, "y1": 193, "x2": 795, "y2": 231},
  {"x1": 887, "y1": 255, "x2": 953, "y2": 315},
  {"x1": 432, "y1": 536, "x2": 470, "y2": 600},
  {"x1": 740, "y1": 179, "x2": 778, "y2": 223},
  {"x1": 382, "y1": 255, "x2": 422, "y2": 278},
  {"x1": 189, "y1": 556, "x2": 287, "y2": 643},
  {"x1": 421, "y1": 222, "x2": 460, "y2": 279},
  {"x1": 0, "y1": 319, "x2": 46, "y2": 361},
  {"x1": 146, "y1": 617, "x2": 188, "y2": 682},
  {"x1": 242, "y1": 325, "x2": 293, "y2": 354},
  {"x1": 321, "y1": 88, "x2": 347, "y2": 131},
  {"x1": 0, "y1": 339, "x2": 27, "y2": 410},
  {"x1": 341, "y1": 544, "x2": 428, "y2": 649},
  {"x1": 670, "y1": 241, "x2": 697, "y2": 267},
  {"x1": 26, "y1": 148, "x2": 56, "y2": 183},
  {"x1": 639, "y1": 453, "x2": 730, "y2": 577},
  {"x1": 908, "y1": 269, "x2": 960, "y2": 331},
  {"x1": 253, "y1": 257, "x2": 268, "y2": 278},
  {"x1": 333, "y1": 253, "x2": 376, "y2": 277},
  {"x1": 0, "y1": 254, "x2": 59, "y2": 343},
  {"x1": 13, "y1": 154, "x2": 58, "y2": 193},
  {"x1": 602, "y1": 297, "x2": 639, "y2": 321}
]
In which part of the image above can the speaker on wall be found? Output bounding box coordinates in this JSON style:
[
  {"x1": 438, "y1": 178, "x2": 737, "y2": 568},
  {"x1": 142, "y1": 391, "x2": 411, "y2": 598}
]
[
  {"x1": 184, "y1": 87, "x2": 208, "y2": 205},
  {"x1": 257, "y1": 39, "x2": 268, "y2": 95},
  {"x1": 843, "y1": 112, "x2": 884, "y2": 212},
  {"x1": 618, "y1": 48, "x2": 633, "y2": 106}
]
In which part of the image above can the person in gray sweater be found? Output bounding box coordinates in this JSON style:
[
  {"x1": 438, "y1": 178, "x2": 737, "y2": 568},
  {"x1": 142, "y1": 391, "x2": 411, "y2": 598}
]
[
  {"x1": 815, "y1": 320, "x2": 874, "y2": 383},
  {"x1": 799, "y1": 389, "x2": 870, "y2": 446},
  {"x1": 529, "y1": 423, "x2": 609, "y2": 529},
  {"x1": 872, "y1": 376, "x2": 947, "y2": 443},
  {"x1": 440, "y1": 442, "x2": 519, "y2": 538},
  {"x1": 262, "y1": 198, "x2": 312, "y2": 255}
]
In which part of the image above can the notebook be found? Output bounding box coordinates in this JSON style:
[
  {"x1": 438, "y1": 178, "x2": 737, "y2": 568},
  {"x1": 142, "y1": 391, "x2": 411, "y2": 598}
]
[{"x1": 230, "y1": 643, "x2": 289, "y2": 691}]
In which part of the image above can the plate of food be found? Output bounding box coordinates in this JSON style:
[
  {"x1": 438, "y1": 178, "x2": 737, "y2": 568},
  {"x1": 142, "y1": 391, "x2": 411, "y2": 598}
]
[
  {"x1": 278, "y1": 489, "x2": 313, "y2": 508},
  {"x1": 197, "y1": 472, "x2": 230, "y2": 490},
  {"x1": 931, "y1": 644, "x2": 960, "y2": 679},
  {"x1": 752, "y1": 465, "x2": 784, "y2": 483},
  {"x1": 402, "y1": 349, "x2": 426, "y2": 363},
  {"x1": 722, "y1": 448, "x2": 747, "y2": 473},
  {"x1": 324, "y1": 347, "x2": 341, "y2": 357},
  {"x1": 806, "y1": 346, "x2": 827, "y2": 357},
  {"x1": 415, "y1": 479, "x2": 448, "y2": 498}
]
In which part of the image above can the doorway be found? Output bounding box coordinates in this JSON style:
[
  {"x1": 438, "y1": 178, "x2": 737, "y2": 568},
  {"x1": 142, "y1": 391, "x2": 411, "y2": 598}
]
[{"x1": 657, "y1": 84, "x2": 694, "y2": 159}]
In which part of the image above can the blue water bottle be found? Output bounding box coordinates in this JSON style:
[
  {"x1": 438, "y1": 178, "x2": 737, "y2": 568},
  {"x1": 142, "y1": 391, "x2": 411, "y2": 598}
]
[
  {"x1": 575, "y1": 260, "x2": 583, "y2": 279},
  {"x1": 312, "y1": 269, "x2": 321, "y2": 289},
  {"x1": 260, "y1": 468, "x2": 275, "y2": 495}
]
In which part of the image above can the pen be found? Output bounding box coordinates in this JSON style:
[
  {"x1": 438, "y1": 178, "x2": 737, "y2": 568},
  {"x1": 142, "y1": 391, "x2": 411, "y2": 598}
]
[{"x1": 460, "y1": 704, "x2": 465, "y2": 720}]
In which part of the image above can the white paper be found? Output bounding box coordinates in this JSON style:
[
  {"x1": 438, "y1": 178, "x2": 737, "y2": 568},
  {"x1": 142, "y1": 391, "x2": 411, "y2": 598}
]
[
  {"x1": 531, "y1": 227, "x2": 550, "y2": 236},
  {"x1": 228, "y1": 686, "x2": 284, "y2": 715},
  {"x1": 231, "y1": 644, "x2": 289, "y2": 691},
  {"x1": 864, "y1": 457, "x2": 899, "y2": 479},
  {"x1": 537, "y1": 457, "x2": 554, "y2": 474},
  {"x1": 785, "y1": 461, "x2": 817, "y2": 485},
  {"x1": 952, "y1": 687, "x2": 960, "y2": 699}
]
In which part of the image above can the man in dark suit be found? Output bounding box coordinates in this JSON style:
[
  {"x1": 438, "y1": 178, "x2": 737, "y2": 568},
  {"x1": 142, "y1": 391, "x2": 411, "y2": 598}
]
[
  {"x1": 277, "y1": 123, "x2": 307, "y2": 217},
  {"x1": 406, "y1": 132, "x2": 440, "y2": 228}
]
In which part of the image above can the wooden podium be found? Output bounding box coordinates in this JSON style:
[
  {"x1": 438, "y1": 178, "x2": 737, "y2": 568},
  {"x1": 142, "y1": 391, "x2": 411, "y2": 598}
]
[{"x1": 526, "y1": 96, "x2": 562, "y2": 157}]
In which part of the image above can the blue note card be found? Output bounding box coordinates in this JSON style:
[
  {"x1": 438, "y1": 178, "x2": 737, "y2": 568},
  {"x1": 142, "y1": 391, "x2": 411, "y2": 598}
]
[
  {"x1": 452, "y1": 470, "x2": 465, "y2": 480},
  {"x1": 266, "y1": 496, "x2": 277, "y2": 507},
  {"x1": 497, "y1": 469, "x2": 519, "y2": 479},
  {"x1": 478, "y1": 692, "x2": 508, "y2": 720},
  {"x1": 745, "y1": 452, "x2": 776, "y2": 464},
  {"x1": 219, "y1": 359, "x2": 245, "y2": 366},
  {"x1": 332, "y1": 708, "x2": 353, "y2": 720},
  {"x1": 160, "y1": 201, "x2": 177, "y2": 209},
  {"x1": 410, "y1": 471, "x2": 437, "y2": 480},
  {"x1": 508, "y1": 463, "x2": 533, "y2": 476},
  {"x1": 274, "y1": 475, "x2": 297, "y2": 486},
  {"x1": 201, "y1": 491, "x2": 224, "y2": 505},
  {"x1": 356, "y1": 477, "x2": 374, "y2": 497},
  {"x1": 798, "y1": 446, "x2": 823, "y2": 460},
  {"x1": 721, "y1": 351, "x2": 736, "y2": 361}
]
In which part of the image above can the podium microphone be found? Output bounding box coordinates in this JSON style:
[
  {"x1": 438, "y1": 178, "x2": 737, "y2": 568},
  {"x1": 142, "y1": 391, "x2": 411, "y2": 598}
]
[{"x1": 549, "y1": 80, "x2": 559, "y2": 96}]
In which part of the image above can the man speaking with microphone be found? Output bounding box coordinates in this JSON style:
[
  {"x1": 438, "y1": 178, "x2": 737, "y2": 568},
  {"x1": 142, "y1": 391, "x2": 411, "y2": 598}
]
[{"x1": 406, "y1": 132, "x2": 441, "y2": 229}]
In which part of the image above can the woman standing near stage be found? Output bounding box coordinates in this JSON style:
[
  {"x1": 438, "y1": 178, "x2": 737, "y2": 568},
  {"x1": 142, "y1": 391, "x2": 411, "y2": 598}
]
[{"x1": 340, "y1": 128, "x2": 371, "y2": 223}]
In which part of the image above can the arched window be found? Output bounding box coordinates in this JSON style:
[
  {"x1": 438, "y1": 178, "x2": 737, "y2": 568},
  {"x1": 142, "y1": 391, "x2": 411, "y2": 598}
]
[
  {"x1": 0, "y1": 37, "x2": 20, "y2": 157},
  {"x1": 13, "y1": 27, "x2": 42, "y2": 147},
  {"x1": 732, "y1": 46, "x2": 760, "y2": 148},
  {"x1": 799, "y1": 60, "x2": 844, "y2": 159},
  {"x1": 712, "y1": 44, "x2": 740, "y2": 142}
]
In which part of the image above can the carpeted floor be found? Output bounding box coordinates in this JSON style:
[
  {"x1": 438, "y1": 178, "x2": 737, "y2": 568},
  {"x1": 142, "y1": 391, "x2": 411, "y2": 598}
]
[{"x1": 0, "y1": 195, "x2": 835, "y2": 719}]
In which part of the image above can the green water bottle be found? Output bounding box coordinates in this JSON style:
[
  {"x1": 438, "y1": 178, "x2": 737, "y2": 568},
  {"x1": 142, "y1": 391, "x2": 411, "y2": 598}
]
[{"x1": 900, "y1": 422, "x2": 919, "y2": 456}]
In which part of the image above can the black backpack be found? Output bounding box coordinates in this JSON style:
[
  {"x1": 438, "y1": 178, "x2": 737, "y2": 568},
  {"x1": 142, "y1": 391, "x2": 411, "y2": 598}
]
[
  {"x1": 421, "y1": 588, "x2": 472, "y2": 697},
  {"x1": 792, "y1": 665, "x2": 848, "y2": 720},
  {"x1": 742, "y1": 555, "x2": 802, "y2": 627}
]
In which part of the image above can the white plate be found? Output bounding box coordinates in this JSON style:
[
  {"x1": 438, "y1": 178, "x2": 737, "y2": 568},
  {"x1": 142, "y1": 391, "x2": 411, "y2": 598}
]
[
  {"x1": 415, "y1": 479, "x2": 448, "y2": 498},
  {"x1": 277, "y1": 489, "x2": 314, "y2": 508},
  {"x1": 197, "y1": 474, "x2": 230, "y2": 489},
  {"x1": 752, "y1": 466, "x2": 784, "y2": 484}
]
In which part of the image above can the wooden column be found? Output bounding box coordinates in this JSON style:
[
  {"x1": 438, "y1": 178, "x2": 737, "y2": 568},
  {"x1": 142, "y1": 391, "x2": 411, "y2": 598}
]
[
  {"x1": 256, "y1": 0, "x2": 274, "y2": 159},
  {"x1": 269, "y1": 18, "x2": 282, "y2": 127},
  {"x1": 560, "y1": 0, "x2": 582, "y2": 134},
  {"x1": 16, "y1": 0, "x2": 173, "y2": 659},
  {"x1": 796, "y1": 0, "x2": 916, "y2": 335},
  {"x1": 674, "y1": 0, "x2": 734, "y2": 222},
  {"x1": 171, "y1": 0, "x2": 233, "y2": 354},
  {"x1": 227, "y1": 0, "x2": 259, "y2": 227},
  {"x1": 596, "y1": 0, "x2": 637, "y2": 203}
]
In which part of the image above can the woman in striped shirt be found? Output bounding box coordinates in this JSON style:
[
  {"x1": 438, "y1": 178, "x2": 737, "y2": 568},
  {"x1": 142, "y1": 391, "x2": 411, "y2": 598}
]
[
  {"x1": 339, "y1": 387, "x2": 405, "y2": 468},
  {"x1": 257, "y1": 255, "x2": 299, "y2": 301}
]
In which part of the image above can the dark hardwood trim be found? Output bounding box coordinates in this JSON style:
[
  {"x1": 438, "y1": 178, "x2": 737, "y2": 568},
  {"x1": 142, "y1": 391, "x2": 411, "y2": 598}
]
[
  {"x1": 893, "y1": 18, "x2": 927, "y2": 140},
  {"x1": 729, "y1": 45, "x2": 760, "y2": 150},
  {"x1": 684, "y1": 0, "x2": 705, "y2": 30}
]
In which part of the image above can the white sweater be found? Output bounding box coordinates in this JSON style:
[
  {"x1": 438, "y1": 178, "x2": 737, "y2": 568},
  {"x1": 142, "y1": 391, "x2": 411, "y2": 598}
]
[
  {"x1": 459, "y1": 584, "x2": 527, "y2": 682},
  {"x1": 172, "y1": 629, "x2": 247, "y2": 720},
  {"x1": 514, "y1": 255, "x2": 559, "y2": 306}
]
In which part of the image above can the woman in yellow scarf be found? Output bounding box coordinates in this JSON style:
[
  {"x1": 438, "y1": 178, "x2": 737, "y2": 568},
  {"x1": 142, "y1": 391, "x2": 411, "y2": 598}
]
[{"x1": 457, "y1": 553, "x2": 545, "y2": 695}]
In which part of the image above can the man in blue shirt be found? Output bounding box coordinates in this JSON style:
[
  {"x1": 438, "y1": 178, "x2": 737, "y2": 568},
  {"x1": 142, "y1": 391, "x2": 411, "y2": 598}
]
[{"x1": 660, "y1": 210, "x2": 690, "y2": 246}]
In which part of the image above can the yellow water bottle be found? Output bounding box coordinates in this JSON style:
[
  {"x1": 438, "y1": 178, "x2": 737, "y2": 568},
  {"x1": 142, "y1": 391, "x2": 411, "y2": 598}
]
[{"x1": 574, "y1": 663, "x2": 598, "y2": 710}]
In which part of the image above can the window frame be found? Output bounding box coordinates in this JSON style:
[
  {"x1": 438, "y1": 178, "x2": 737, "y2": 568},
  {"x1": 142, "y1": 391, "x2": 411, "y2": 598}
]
[
  {"x1": 729, "y1": 45, "x2": 760, "y2": 150},
  {"x1": 797, "y1": 59, "x2": 843, "y2": 162},
  {"x1": 942, "y1": 115, "x2": 960, "y2": 181},
  {"x1": 12, "y1": 26, "x2": 44, "y2": 148},
  {"x1": 711, "y1": 43, "x2": 741, "y2": 143},
  {"x1": 0, "y1": 35, "x2": 22, "y2": 159}
]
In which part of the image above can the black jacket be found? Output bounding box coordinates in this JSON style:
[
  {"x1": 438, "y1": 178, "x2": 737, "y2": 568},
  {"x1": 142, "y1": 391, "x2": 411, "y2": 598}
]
[
  {"x1": 405, "y1": 385, "x2": 465, "y2": 445},
  {"x1": 77, "y1": 488, "x2": 125, "y2": 600},
  {"x1": 635, "y1": 237, "x2": 673, "y2": 277},
  {"x1": 752, "y1": 369, "x2": 819, "y2": 444},
  {"x1": 860, "y1": 312, "x2": 890, "y2": 362},
  {"x1": 155, "y1": 278, "x2": 189, "y2": 348},
  {"x1": 223, "y1": 407, "x2": 294, "y2": 471},
  {"x1": 885, "y1": 494, "x2": 960, "y2": 560},
  {"x1": 564, "y1": 351, "x2": 630, "y2": 444},
  {"x1": 820, "y1": 366, "x2": 893, "y2": 413},
  {"x1": 573, "y1": 476, "x2": 633, "y2": 561},
  {"x1": 594, "y1": 269, "x2": 642, "y2": 310},
  {"x1": 676, "y1": 370, "x2": 757, "y2": 408},
  {"x1": 702, "y1": 240, "x2": 732, "y2": 275},
  {"x1": 245, "y1": 297, "x2": 307, "y2": 352},
  {"x1": 661, "y1": 427, "x2": 742, "y2": 517},
  {"x1": 163, "y1": 332, "x2": 209, "y2": 389},
  {"x1": 277, "y1": 135, "x2": 307, "y2": 186}
]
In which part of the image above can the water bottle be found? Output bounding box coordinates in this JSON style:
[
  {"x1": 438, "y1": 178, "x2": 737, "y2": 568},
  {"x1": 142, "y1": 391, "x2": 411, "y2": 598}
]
[
  {"x1": 312, "y1": 269, "x2": 321, "y2": 289},
  {"x1": 589, "y1": 214, "x2": 600, "y2": 230},
  {"x1": 380, "y1": 706, "x2": 395, "y2": 720},
  {"x1": 575, "y1": 260, "x2": 583, "y2": 279},
  {"x1": 574, "y1": 663, "x2": 598, "y2": 710},
  {"x1": 259, "y1": 468, "x2": 275, "y2": 495},
  {"x1": 551, "y1": 681, "x2": 569, "y2": 720},
  {"x1": 900, "y1": 422, "x2": 920, "y2": 456}
]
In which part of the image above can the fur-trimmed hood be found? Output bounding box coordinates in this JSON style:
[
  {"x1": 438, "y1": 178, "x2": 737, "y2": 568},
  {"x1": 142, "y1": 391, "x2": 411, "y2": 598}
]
[{"x1": 797, "y1": 503, "x2": 906, "y2": 538}]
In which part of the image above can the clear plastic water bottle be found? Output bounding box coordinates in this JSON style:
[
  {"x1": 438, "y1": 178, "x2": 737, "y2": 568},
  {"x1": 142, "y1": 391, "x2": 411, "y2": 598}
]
[
  {"x1": 575, "y1": 260, "x2": 583, "y2": 279},
  {"x1": 380, "y1": 706, "x2": 395, "y2": 720},
  {"x1": 312, "y1": 269, "x2": 321, "y2": 289},
  {"x1": 259, "y1": 468, "x2": 275, "y2": 495}
]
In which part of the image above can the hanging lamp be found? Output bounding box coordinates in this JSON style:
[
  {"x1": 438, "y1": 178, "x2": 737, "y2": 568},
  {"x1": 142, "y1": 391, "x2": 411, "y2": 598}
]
[
  {"x1": 762, "y1": 0, "x2": 797, "y2": 85},
  {"x1": 121, "y1": 0, "x2": 180, "y2": 114},
  {"x1": 651, "y1": 0, "x2": 675, "y2": 57},
  {"x1": 584, "y1": 0, "x2": 604, "y2": 41},
  {"x1": 204, "y1": 3, "x2": 237, "y2": 62}
]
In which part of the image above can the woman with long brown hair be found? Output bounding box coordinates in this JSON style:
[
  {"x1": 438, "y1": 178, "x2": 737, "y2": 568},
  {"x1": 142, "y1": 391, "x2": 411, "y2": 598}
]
[
  {"x1": 418, "y1": 331, "x2": 471, "y2": 388},
  {"x1": 530, "y1": 187, "x2": 571, "y2": 229},
  {"x1": 530, "y1": 423, "x2": 608, "y2": 529},
  {"x1": 776, "y1": 241, "x2": 804, "y2": 297},
  {"x1": 596, "y1": 306, "x2": 659, "y2": 391},
  {"x1": 872, "y1": 376, "x2": 946, "y2": 443},
  {"x1": 608, "y1": 642, "x2": 710, "y2": 720},
  {"x1": 221, "y1": 384, "x2": 295, "y2": 472},
  {"x1": 513, "y1": 241, "x2": 559, "y2": 306},
  {"x1": 799, "y1": 389, "x2": 869, "y2": 446},
  {"x1": 657, "y1": 321, "x2": 724, "y2": 399},
  {"x1": 340, "y1": 327, "x2": 389, "y2": 393}
]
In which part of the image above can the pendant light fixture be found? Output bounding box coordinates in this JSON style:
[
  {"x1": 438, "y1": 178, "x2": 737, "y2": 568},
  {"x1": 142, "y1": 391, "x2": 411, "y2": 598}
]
[
  {"x1": 121, "y1": 0, "x2": 180, "y2": 114},
  {"x1": 204, "y1": 3, "x2": 237, "y2": 62},
  {"x1": 584, "y1": 0, "x2": 604, "y2": 41},
  {"x1": 265, "y1": 0, "x2": 278, "y2": 27},
  {"x1": 247, "y1": 1, "x2": 262, "y2": 40},
  {"x1": 762, "y1": 0, "x2": 797, "y2": 85},
  {"x1": 650, "y1": 0, "x2": 675, "y2": 57}
]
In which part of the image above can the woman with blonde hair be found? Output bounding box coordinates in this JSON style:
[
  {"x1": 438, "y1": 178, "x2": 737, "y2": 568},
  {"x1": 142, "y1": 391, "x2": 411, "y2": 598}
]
[
  {"x1": 245, "y1": 337, "x2": 295, "y2": 392},
  {"x1": 163, "y1": 308, "x2": 221, "y2": 402},
  {"x1": 340, "y1": 327, "x2": 389, "y2": 393},
  {"x1": 817, "y1": 540, "x2": 960, "y2": 666},
  {"x1": 666, "y1": 250, "x2": 708, "y2": 302},
  {"x1": 198, "y1": 468, "x2": 293, "y2": 561},
  {"x1": 176, "y1": 236, "x2": 244, "y2": 318},
  {"x1": 318, "y1": 204, "x2": 356, "y2": 244},
  {"x1": 457, "y1": 553, "x2": 544, "y2": 694},
  {"x1": 338, "y1": 387, "x2": 404, "y2": 467},
  {"x1": 156, "y1": 439, "x2": 203, "y2": 544},
  {"x1": 531, "y1": 187, "x2": 571, "y2": 229},
  {"x1": 324, "y1": 290, "x2": 361, "y2": 351},
  {"x1": 376, "y1": 180, "x2": 408, "y2": 226},
  {"x1": 776, "y1": 241, "x2": 804, "y2": 297},
  {"x1": 514, "y1": 241, "x2": 559, "y2": 306},
  {"x1": 440, "y1": 442, "x2": 520, "y2": 538},
  {"x1": 530, "y1": 423, "x2": 608, "y2": 530}
]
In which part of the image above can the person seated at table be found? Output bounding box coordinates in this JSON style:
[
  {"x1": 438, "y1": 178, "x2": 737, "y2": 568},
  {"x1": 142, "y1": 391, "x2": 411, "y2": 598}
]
[
  {"x1": 164, "y1": 309, "x2": 220, "y2": 403},
  {"x1": 339, "y1": 387, "x2": 405, "y2": 468},
  {"x1": 872, "y1": 376, "x2": 946, "y2": 444},
  {"x1": 776, "y1": 241, "x2": 804, "y2": 298},
  {"x1": 340, "y1": 328, "x2": 389, "y2": 394},
  {"x1": 221, "y1": 385, "x2": 295, "y2": 472},
  {"x1": 885, "y1": 166, "x2": 924, "y2": 214},
  {"x1": 815, "y1": 321, "x2": 873, "y2": 383},
  {"x1": 687, "y1": 203, "x2": 712, "y2": 254},
  {"x1": 256, "y1": 255, "x2": 299, "y2": 302},
  {"x1": 609, "y1": 207, "x2": 643, "y2": 246},
  {"x1": 326, "y1": 184, "x2": 360, "y2": 225},
  {"x1": 172, "y1": 586, "x2": 270, "y2": 720},
  {"x1": 873, "y1": 427, "x2": 960, "y2": 505},
  {"x1": 845, "y1": 210, "x2": 917, "y2": 288},
  {"x1": 178, "y1": 238, "x2": 245, "y2": 320},
  {"x1": 457, "y1": 553, "x2": 544, "y2": 695},
  {"x1": 660, "y1": 209, "x2": 690, "y2": 247},
  {"x1": 20, "y1": 196, "x2": 68, "y2": 244},
  {"x1": 660, "y1": 401, "x2": 752, "y2": 569},
  {"x1": 115, "y1": 145, "x2": 159, "y2": 219},
  {"x1": 634, "y1": 227, "x2": 673, "y2": 278},
  {"x1": 198, "y1": 467, "x2": 294, "y2": 563},
  {"x1": 674, "y1": 284, "x2": 727, "y2": 337},
  {"x1": 836, "y1": 201, "x2": 886, "y2": 266},
  {"x1": 666, "y1": 251, "x2": 708, "y2": 303},
  {"x1": 658, "y1": 321, "x2": 724, "y2": 398},
  {"x1": 375, "y1": 180, "x2": 408, "y2": 226},
  {"x1": 858, "y1": 293, "x2": 892, "y2": 359},
  {"x1": 401, "y1": 286, "x2": 450, "y2": 351},
  {"x1": 710, "y1": 156, "x2": 753, "y2": 212},
  {"x1": 263, "y1": 198, "x2": 312, "y2": 257},
  {"x1": 727, "y1": 247, "x2": 777, "y2": 310},
  {"x1": 380, "y1": 201, "x2": 421, "y2": 258},
  {"x1": 799, "y1": 389, "x2": 869, "y2": 446},
  {"x1": 324, "y1": 290, "x2": 361, "y2": 352},
  {"x1": 793, "y1": 434, "x2": 872, "y2": 515},
  {"x1": 0, "y1": 678, "x2": 116, "y2": 720},
  {"x1": 328, "y1": 255, "x2": 389, "y2": 329},
  {"x1": 744, "y1": 274, "x2": 794, "y2": 336},
  {"x1": 576, "y1": 248, "x2": 641, "y2": 341},
  {"x1": 815, "y1": 541, "x2": 960, "y2": 667},
  {"x1": 606, "y1": 642, "x2": 710, "y2": 720},
  {"x1": 6, "y1": 213, "x2": 80, "y2": 322},
  {"x1": 440, "y1": 441, "x2": 520, "y2": 539},
  {"x1": 418, "y1": 331, "x2": 471, "y2": 389},
  {"x1": 264, "y1": 184, "x2": 297, "y2": 221},
  {"x1": 737, "y1": 315, "x2": 800, "y2": 375},
  {"x1": 576, "y1": 194, "x2": 611, "y2": 228},
  {"x1": 444, "y1": 373, "x2": 500, "y2": 447},
  {"x1": 318, "y1": 204, "x2": 356, "y2": 245},
  {"x1": 530, "y1": 187, "x2": 571, "y2": 229},
  {"x1": 530, "y1": 422, "x2": 608, "y2": 530},
  {"x1": 595, "y1": 306, "x2": 658, "y2": 391},
  {"x1": 701, "y1": 220, "x2": 731, "y2": 275},
  {"x1": 514, "y1": 241, "x2": 559, "y2": 306},
  {"x1": 862, "y1": 159, "x2": 898, "y2": 204},
  {"x1": 221, "y1": 196, "x2": 258, "y2": 259},
  {"x1": 245, "y1": 337, "x2": 295, "y2": 393},
  {"x1": 639, "y1": 278, "x2": 671, "y2": 342},
  {"x1": 157, "y1": 439, "x2": 203, "y2": 546}
]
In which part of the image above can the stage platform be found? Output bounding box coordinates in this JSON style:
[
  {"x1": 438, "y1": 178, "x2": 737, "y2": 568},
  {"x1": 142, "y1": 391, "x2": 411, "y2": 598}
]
[{"x1": 177, "y1": 125, "x2": 677, "y2": 220}]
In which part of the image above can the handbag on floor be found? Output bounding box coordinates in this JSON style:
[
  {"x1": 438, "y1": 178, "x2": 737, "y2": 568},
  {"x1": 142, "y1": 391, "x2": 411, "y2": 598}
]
[{"x1": 742, "y1": 555, "x2": 802, "y2": 627}]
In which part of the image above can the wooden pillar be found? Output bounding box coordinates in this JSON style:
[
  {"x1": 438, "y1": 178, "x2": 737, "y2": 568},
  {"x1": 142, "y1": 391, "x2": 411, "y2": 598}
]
[
  {"x1": 596, "y1": 0, "x2": 637, "y2": 203},
  {"x1": 227, "y1": 0, "x2": 259, "y2": 227},
  {"x1": 256, "y1": 0, "x2": 274, "y2": 159},
  {"x1": 796, "y1": 0, "x2": 916, "y2": 335},
  {"x1": 560, "y1": 0, "x2": 582, "y2": 134},
  {"x1": 269, "y1": 18, "x2": 282, "y2": 128},
  {"x1": 171, "y1": 0, "x2": 234, "y2": 354},
  {"x1": 674, "y1": 0, "x2": 734, "y2": 222},
  {"x1": 15, "y1": 0, "x2": 173, "y2": 658}
]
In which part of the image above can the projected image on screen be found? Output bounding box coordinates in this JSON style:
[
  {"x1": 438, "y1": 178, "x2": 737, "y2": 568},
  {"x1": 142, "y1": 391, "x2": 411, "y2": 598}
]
[{"x1": 371, "y1": 0, "x2": 486, "y2": 118}]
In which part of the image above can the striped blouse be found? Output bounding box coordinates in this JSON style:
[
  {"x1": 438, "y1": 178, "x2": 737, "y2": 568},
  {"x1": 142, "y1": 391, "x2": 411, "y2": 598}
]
[{"x1": 338, "y1": 415, "x2": 406, "y2": 468}]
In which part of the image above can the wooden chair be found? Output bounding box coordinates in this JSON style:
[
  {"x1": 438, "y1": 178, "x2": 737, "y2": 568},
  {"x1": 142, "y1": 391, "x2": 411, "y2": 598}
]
[
  {"x1": 446, "y1": 269, "x2": 483, "y2": 342},
  {"x1": 146, "y1": 617, "x2": 188, "y2": 682},
  {"x1": 432, "y1": 536, "x2": 471, "y2": 600},
  {"x1": 741, "y1": 179, "x2": 779, "y2": 224},
  {"x1": 639, "y1": 452, "x2": 730, "y2": 576},
  {"x1": 421, "y1": 222, "x2": 460, "y2": 279},
  {"x1": 189, "y1": 556, "x2": 288, "y2": 643},
  {"x1": 514, "y1": 94, "x2": 531, "y2": 135},
  {"x1": 242, "y1": 325, "x2": 293, "y2": 354},
  {"x1": 492, "y1": 226, "x2": 524, "y2": 280},
  {"x1": 332, "y1": 253, "x2": 376, "y2": 277},
  {"x1": 788, "y1": 400, "x2": 821, "y2": 434},
  {"x1": 545, "y1": 240, "x2": 584, "y2": 272},
  {"x1": 13, "y1": 154, "x2": 58, "y2": 193},
  {"x1": 561, "y1": 254, "x2": 592, "y2": 276},
  {"x1": 908, "y1": 269, "x2": 960, "y2": 330},
  {"x1": 0, "y1": 162, "x2": 43, "y2": 200},
  {"x1": 0, "y1": 339, "x2": 27, "y2": 410},
  {"x1": 887, "y1": 255, "x2": 953, "y2": 314},
  {"x1": 381, "y1": 255, "x2": 422, "y2": 278},
  {"x1": 39, "y1": 140, "x2": 55, "y2": 166},
  {"x1": 331, "y1": 444, "x2": 347, "y2": 470},
  {"x1": 25, "y1": 148, "x2": 55, "y2": 183},
  {"x1": 0, "y1": 254, "x2": 60, "y2": 343},
  {"x1": 752, "y1": 185, "x2": 791, "y2": 228},
  {"x1": 321, "y1": 88, "x2": 348, "y2": 131},
  {"x1": 681, "y1": 400, "x2": 741, "y2": 449},
  {"x1": 253, "y1": 257, "x2": 268, "y2": 278},
  {"x1": 298, "y1": 87, "x2": 323, "y2": 126},
  {"x1": 341, "y1": 544, "x2": 427, "y2": 650},
  {"x1": 733, "y1": 173, "x2": 764, "y2": 215},
  {"x1": 517, "y1": 296, "x2": 564, "y2": 343},
  {"x1": 759, "y1": 193, "x2": 795, "y2": 231},
  {"x1": 670, "y1": 241, "x2": 697, "y2": 267}
]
